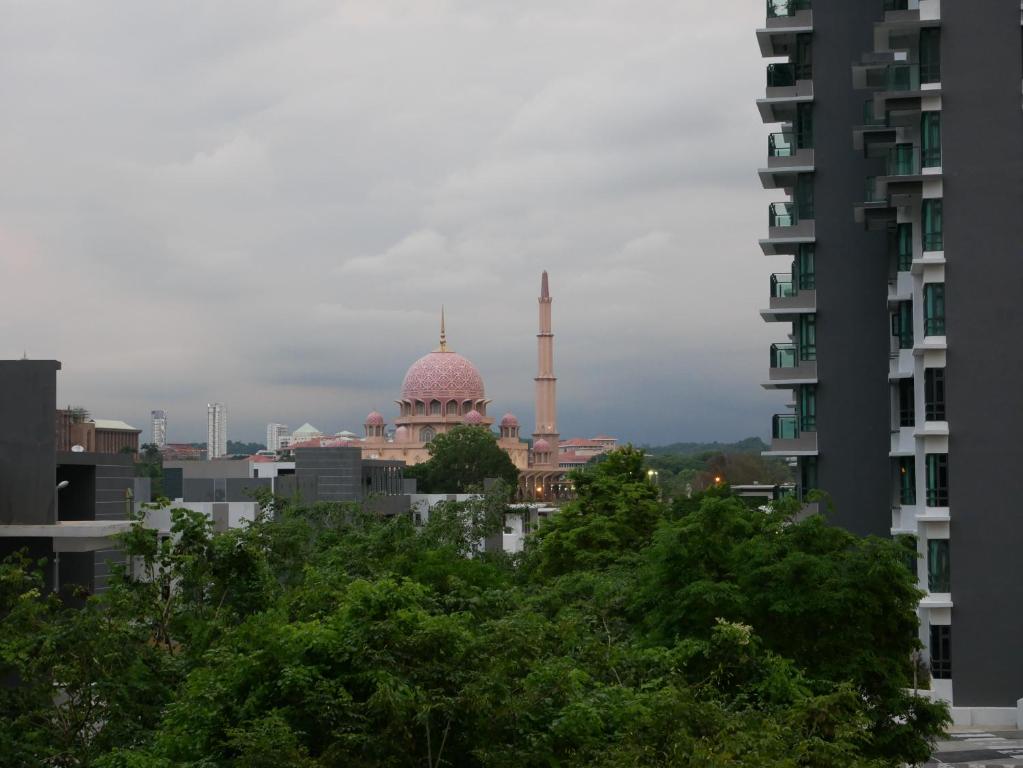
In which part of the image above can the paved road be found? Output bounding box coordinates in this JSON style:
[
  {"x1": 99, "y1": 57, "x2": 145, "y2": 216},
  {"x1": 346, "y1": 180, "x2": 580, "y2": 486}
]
[{"x1": 926, "y1": 731, "x2": 1023, "y2": 767}]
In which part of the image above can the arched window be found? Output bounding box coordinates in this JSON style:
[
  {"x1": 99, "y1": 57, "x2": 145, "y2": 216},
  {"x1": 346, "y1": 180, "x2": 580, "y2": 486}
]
[
  {"x1": 430, "y1": 400, "x2": 441, "y2": 415},
  {"x1": 446, "y1": 400, "x2": 458, "y2": 416},
  {"x1": 462, "y1": 400, "x2": 472, "y2": 414},
  {"x1": 420, "y1": 426, "x2": 436, "y2": 443},
  {"x1": 415, "y1": 401, "x2": 425, "y2": 416}
]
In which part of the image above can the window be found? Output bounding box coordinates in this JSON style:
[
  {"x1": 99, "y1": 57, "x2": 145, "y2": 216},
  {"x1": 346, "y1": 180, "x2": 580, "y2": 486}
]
[
  {"x1": 795, "y1": 33, "x2": 813, "y2": 81},
  {"x1": 796, "y1": 102, "x2": 814, "y2": 149},
  {"x1": 930, "y1": 625, "x2": 951, "y2": 679},
  {"x1": 926, "y1": 453, "x2": 949, "y2": 507},
  {"x1": 925, "y1": 368, "x2": 947, "y2": 421},
  {"x1": 420, "y1": 426, "x2": 436, "y2": 443},
  {"x1": 892, "y1": 302, "x2": 913, "y2": 349},
  {"x1": 921, "y1": 112, "x2": 941, "y2": 167},
  {"x1": 898, "y1": 457, "x2": 916, "y2": 505},
  {"x1": 898, "y1": 378, "x2": 915, "y2": 427},
  {"x1": 415, "y1": 401, "x2": 425, "y2": 416},
  {"x1": 919, "y1": 28, "x2": 941, "y2": 84},
  {"x1": 923, "y1": 199, "x2": 943, "y2": 251},
  {"x1": 799, "y1": 314, "x2": 816, "y2": 361},
  {"x1": 928, "y1": 539, "x2": 950, "y2": 593},
  {"x1": 430, "y1": 400, "x2": 441, "y2": 416},
  {"x1": 799, "y1": 386, "x2": 817, "y2": 432},
  {"x1": 896, "y1": 223, "x2": 912, "y2": 271},
  {"x1": 796, "y1": 244, "x2": 815, "y2": 290},
  {"x1": 795, "y1": 174, "x2": 815, "y2": 220},
  {"x1": 924, "y1": 283, "x2": 945, "y2": 336},
  {"x1": 800, "y1": 456, "x2": 817, "y2": 499},
  {"x1": 446, "y1": 401, "x2": 457, "y2": 416}
]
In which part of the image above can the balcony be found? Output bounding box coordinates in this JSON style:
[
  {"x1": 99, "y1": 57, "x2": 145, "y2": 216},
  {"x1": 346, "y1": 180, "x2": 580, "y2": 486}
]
[
  {"x1": 761, "y1": 202, "x2": 815, "y2": 256},
  {"x1": 759, "y1": 132, "x2": 814, "y2": 189},
  {"x1": 765, "y1": 414, "x2": 818, "y2": 456},
  {"x1": 853, "y1": 60, "x2": 941, "y2": 120},
  {"x1": 764, "y1": 342, "x2": 817, "y2": 388},
  {"x1": 757, "y1": 0, "x2": 812, "y2": 57},
  {"x1": 761, "y1": 273, "x2": 816, "y2": 321},
  {"x1": 757, "y1": 64, "x2": 813, "y2": 123}
]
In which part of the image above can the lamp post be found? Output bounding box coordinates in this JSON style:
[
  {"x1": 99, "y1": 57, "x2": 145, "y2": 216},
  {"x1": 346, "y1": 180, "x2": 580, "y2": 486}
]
[{"x1": 54, "y1": 481, "x2": 69, "y2": 594}]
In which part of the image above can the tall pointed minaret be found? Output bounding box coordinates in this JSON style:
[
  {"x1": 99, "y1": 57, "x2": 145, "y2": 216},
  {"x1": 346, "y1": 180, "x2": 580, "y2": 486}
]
[{"x1": 532, "y1": 271, "x2": 559, "y2": 466}]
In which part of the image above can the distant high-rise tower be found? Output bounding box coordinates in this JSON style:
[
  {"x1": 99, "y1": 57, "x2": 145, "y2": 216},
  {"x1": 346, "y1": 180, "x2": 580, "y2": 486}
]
[
  {"x1": 532, "y1": 271, "x2": 559, "y2": 467},
  {"x1": 151, "y1": 410, "x2": 167, "y2": 448},
  {"x1": 266, "y1": 422, "x2": 289, "y2": 452},
  {"x1": 206, "y1": 403, "x2": 227, "y2": 459}
]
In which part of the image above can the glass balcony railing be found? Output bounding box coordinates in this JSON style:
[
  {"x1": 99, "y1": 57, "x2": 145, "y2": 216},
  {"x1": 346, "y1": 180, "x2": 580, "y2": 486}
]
[
  {"x1": 885, "y1": 63, "x2": 920, "y2": 92},
  {"x1": 768, "y1": 132, "x2": 795, "y2": 158},
  {"x1": 767, "y1": 0, "x2": 811, "y2": 18},
  {"x1": 772, "y1": 414, "x2": 799, "y2": 440},
  {"x1": 863, "y1": 99, "x2": 886, "y2": 126},
  {"x1": 883, "y1": 0, "x2": 910, "y2": 11},
  {"x1": 767, "y1": 63, "x2": 796, "y2": 88},
  {"x1": 769, "y1": 202, "x2": 797, "y2": 228},
  {"x1": 771, "y1": 273, "x2": 794, "y2": 298},
  {"x1": 865, "y1": 177, "x2": 885, "y2": 203},
  {"x1": 770, "y1": 343, "x2": 798, "y2": 369},
  {"x1": 886, "y1": 146, "x2": 922, "y2": 176}
]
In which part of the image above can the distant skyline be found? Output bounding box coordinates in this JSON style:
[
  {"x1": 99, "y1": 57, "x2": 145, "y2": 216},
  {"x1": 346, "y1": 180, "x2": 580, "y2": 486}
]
[{"x1": 1, "y1": 1, "x2": 777, "y2": 445}]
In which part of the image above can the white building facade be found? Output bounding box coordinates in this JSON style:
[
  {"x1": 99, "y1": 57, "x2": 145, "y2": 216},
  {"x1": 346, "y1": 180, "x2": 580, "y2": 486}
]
[{"x1": 206, "y1": 403, "x2": 227, "y2": 459}]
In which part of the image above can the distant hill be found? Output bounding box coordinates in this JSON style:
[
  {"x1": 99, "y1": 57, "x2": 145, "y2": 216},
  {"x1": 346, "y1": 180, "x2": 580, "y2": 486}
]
[{"x1": 642, "y1": 437, "x2": 768, "y2": 456}]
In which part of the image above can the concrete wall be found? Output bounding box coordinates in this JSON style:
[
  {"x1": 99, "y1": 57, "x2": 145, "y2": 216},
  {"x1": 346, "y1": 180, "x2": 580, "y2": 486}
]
[
  {"x1": 0, "y1": 360, "x2": 60, "y2": 525},
  {"x1": 943, "y1": 0, "x2": 1023, "y2": 708},
  {"x1": 811, "y1": 2, "x2": 892, "y2": 536}
]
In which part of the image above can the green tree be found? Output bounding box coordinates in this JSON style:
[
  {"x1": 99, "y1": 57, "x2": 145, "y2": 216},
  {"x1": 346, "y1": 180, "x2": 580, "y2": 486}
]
[
  {"x1": 406, "y1": 425, "x2": 519, "y2": 493},
  {"x1": 0, "y1": 456, "x2": 947, "y2": 767},
  {"x1": 526, "y1": 445, "x2": 661, "y2": 578}
]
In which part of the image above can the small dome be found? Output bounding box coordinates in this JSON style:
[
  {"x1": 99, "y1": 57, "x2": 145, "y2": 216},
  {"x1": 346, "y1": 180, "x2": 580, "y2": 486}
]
[
  {"x1": 465, "y1": 410, "x2": 483, "y2": 425},
  {"x1": 533, "y1": 439, "x2": 551, "y2": 453},
  {"x1": 500, "y1": 413, "x2": 519, "y2": 428},
  {"x1": 394, "y1": 426, "x2": 410, "y2": 442},
  {"x1": 365, "y1": 411, "x2": 385, "y2": 426}
]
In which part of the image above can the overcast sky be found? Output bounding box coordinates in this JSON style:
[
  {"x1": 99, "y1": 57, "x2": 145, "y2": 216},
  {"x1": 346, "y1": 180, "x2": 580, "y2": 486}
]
[{"x1": 0, "y1": 0, "x2": 781, "y2": 446}]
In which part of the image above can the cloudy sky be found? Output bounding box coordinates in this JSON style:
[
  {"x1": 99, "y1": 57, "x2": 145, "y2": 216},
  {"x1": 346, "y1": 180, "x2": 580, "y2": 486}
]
[{"x1": 0, "y1": 0, "x2": 780, "y2": 446}]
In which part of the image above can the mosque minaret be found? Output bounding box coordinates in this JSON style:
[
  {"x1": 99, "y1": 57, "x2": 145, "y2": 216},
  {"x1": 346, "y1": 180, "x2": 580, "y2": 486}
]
[{"x1": 531, "y1": 271, "x2": 559, "y2": 468}]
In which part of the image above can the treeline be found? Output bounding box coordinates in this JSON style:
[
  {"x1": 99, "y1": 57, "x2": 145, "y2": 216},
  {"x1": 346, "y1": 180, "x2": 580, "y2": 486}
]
[
  {"x1": 0, "y1": 448, "x2": 946, "y2": 766},
  {"x1": 641, "y1": 437, "x2": 793, "y2": 497}
]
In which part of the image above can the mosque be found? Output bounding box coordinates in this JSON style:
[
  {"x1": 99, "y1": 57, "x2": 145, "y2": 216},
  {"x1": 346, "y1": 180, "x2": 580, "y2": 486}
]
[{"x1": 360, "y1": 271, "x2": 567, "y2": 500}]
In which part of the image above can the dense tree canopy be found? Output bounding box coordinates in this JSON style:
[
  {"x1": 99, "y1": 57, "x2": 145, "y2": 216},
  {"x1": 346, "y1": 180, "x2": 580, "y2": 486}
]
[
  {"x1": 0, "y1": 448, "x2": 947, "y2": 766},
  {"x1": 405, "y1": 425, "x2": 519, "y2": 493}
]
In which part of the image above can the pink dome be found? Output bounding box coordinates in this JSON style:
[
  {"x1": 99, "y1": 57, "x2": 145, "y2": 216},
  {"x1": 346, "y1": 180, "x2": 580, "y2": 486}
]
[
  {"x1": 533, "y1": 439, "x2": 551, "y2": 453},
  {"x1": 365, "y1": 411, "x2": 385, "y2": 426},
  {"x1": 500, "y1": 413, "x2": 519, "y2": 428},
  {"x1": 401, "y1": 351, "x2": 485, "y2": 402},
  {"x1": 465, "y1": 410, "x2": 483, "y2": 425},
  {"x1": 394, "y1": 426, "x2": 410, "y2": 442}
]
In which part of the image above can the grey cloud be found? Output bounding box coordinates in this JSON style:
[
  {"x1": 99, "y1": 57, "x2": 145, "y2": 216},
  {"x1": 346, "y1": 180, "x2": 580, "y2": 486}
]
[{"x1": 1, "y1": 0, "x2": 782, "y2": 444}]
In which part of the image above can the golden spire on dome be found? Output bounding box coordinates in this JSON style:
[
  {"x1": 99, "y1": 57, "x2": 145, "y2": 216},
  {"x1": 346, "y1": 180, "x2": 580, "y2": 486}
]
[{"x1": 437, "y1": 306, "x2": 449, "y2": 352}]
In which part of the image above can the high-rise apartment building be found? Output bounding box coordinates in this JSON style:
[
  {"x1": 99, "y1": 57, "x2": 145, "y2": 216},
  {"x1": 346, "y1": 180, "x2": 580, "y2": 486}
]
[
  {"x1": 757, "y1": 0, "x2": 1023, "y2": 724},
  {"x1": 151, "y1": 410, "x2": 167, "y2": 448},
  {"x1": 206, "y1": 403, "x2": 227, "y2": 460},
  {"x1": 266, "y1": 422, "x2": 289, "y2": 452}
]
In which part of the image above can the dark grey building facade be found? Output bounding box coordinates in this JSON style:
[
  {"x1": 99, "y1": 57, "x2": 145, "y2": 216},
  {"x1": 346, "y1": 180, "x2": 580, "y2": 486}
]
[
  {"x1": 0, "y1": 360, "x2": 134, "y2": 599},
  {"x1": 276, "y1": 448, "x2": 407, "y2": 516},
  {"x1": 759, "y1": 0, "x2": 1023, "y2": 720}
]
